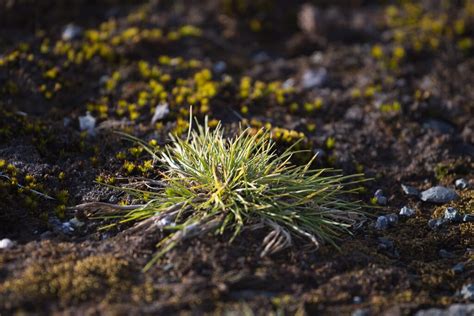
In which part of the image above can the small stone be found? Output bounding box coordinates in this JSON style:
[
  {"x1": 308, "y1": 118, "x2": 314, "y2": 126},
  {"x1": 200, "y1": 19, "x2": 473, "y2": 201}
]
[
  {"x1": 69, "y1": 217, "x2": 85, "y2": 228},
  {"x1": 455, "y1": 178, "x2": 469, "y2": 190},
  {"x1": 428, "y1": 218, "x2": 448, "y2": 230},
  {"x1": 376, "y1": 196, "x2": 387, "y2": 206},
  {"x1": 352, "y1": 296, "x2": 363, "y2": 304},
  {"x1": 444, "y1": 207, "x2": 462, "y2": 222},
  {"x1": 352, "y1": 308, "x2": 370, "y2": 316},
  {"x1": 452, "y1": 263, "x2": 465, "y2": 274},
  {"x1": 463, "y1": 214, "x2": 474, "y2": 223},
  {"x1": 401, "y1": 184, "x2": 420, "y2": 197},
  {"x1": 387, "y1": 213, "x2": 398, "y2": 225},
  {"x1": 461, "y1": 284, "x2": 474, "y2": 301},
  {"x1": 374, "y1": 189, "x2": 384, "y2": 197},
  {"x1": 375, "y1": 216, "x2": 389, "y2": 230},
  {"x1": 151, "y1": 102, "x2": 169, "y2": 124},
  {"x1": 423, "y1": 119, "x2": 455, "y2": 134},
  {"x1": 420, "y1": 186, "x2": 459, "y2": 204},
  {"x1": 302, "y1": 68, "x2": 327, "y2": 89},
  {"x1": 62, "y1": 23, "x2": 82, "y2": 41},
  {"x1": 400, "y1": 206, "x2": 415, "y2": 217},
  {"x1": 374, "y1": 189, "x2": 388, "y2": 205},
  {"x1": 415, "y1": 304, "x2": 474, "y2": 316},
  {"x1": 0, "y1": 238, "x2": 14, "y2": 249},
  {"x1": 79, "y1": 112, "x2": 96, "y2": 136},
  {"x1": 439, "y1": 249, "x2": 455, "y2": 259},
  {"x1": 213, "y1": 61, "x2": 227, "y2": 74}
]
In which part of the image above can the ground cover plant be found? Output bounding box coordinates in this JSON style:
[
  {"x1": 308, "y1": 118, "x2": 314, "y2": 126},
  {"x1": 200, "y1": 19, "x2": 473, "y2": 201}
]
[{"x1": 96, "y1": 116, "x2": 366, "y2": 270}]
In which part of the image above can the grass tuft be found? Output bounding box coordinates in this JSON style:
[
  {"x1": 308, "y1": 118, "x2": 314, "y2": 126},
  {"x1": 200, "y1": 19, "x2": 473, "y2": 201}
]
[{"x1": 106, "y1": 116, "x2": 367, "y2": 271}]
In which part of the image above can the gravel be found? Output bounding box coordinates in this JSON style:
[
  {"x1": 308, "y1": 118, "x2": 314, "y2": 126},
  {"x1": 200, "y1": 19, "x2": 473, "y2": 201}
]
[
  {"x1": 0, "y1": 238, "x2": 14, "y2": 249},
  {"x1": 415, "y1": 304, "x2": 474, "y2": 316},
  {"x1": 401, "y1": 184, "x2": 420, "y2": 197},
  {"x1": 375, "y1": 216, "x2": 389, "y2": 230},
  {"x1": 62, "y1": 23, "x2": 83, "y2": 41},
  {"x1": 444, "y1": 207, "x2": 462, "y2": 222},
  {"x1": 454, "y1": 178, "x2": 469, "y2": 190},
  {"x1": 79, "y1": 112, "x2": 97, "y2": 136},
  {"x1": 463, "y1": 214, "x2": 474, "y2": 223},
  {"x1": 461, "y1": 284, "x2": 474, "y2": 301},
  {"x1": 451, "y1": 263, "x2": 465, "y2": 274},
  {"x1": 374, "y1": 189, "x2": 388, "y2": 206},
  {"x1": 151, "y1": 102, "x2": 170, "y2": 124},
  {"x1": 400, "y1": 206, "x2": 415, "y2": 217}
]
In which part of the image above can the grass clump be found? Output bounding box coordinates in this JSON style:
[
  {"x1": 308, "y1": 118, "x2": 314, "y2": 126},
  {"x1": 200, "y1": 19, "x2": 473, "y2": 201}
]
[{"x1": 98, "y1": 116, "x2": 366, "y2": 270}]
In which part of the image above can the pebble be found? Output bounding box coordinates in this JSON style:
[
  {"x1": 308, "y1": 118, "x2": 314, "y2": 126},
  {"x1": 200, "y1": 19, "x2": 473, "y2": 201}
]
[
  {"x1": 79, "y1": 112, "x2": 97, "y2": 136},
  {"x1": 452, "y1": 263, "x2": 465, "y2": 274},
  {"x1": 352, "y1": 296, "x2": 363, "y2": 304},
  {"x1": 455, "y1": 178, "x2": 469, "y2": 190},
  {"x1": 423, "y1": 119, "x2": 455, "y2": 134},
  {"x1": 352, "y1": 309, "x2": 370, "y2": 316},
  {"x1": 302, "y1": 68, "x2": 327, "y2": 89},
  {"x1": 420, "y1": 186, "x2": 459, "y2": 204},
  {"x1": 0, "y1": 238, "x2": 14, "y2": 249},
  {"x1": 444, "y1": 207, "x2": 462, "y2": 222},
  {"x1": 439, "y1": 249, "x2": 455, "y2": 259},
  {"x1": 151, "y1": 102, "x2": 169, "y2": 124},
  {"x1": 387, "y1": 213, "x2": 398, "y2": 225},
  {"x1": 375, "y1": 216, "x2": 389, "y2": 230},
  {"x1": 461, "y1": 284, "x2": 474, "y2": 301},
  {"x1": 401, "y1": 184, "x2": 420, "y2": 197},
  {"x1": 415, "y1": 304, "x2": 474, "y2": 316},
  {"x1": 463, "y1": 214, "x2": 474, "y2": 223},
  {"x1": 62, "y1": 23, "x2": 82, "y2": 41},
  {"x1": 428, "y1": 218, "x2": 448, "y2": 230},
  {"x1": 399, "y1": 206, "x2": 415, "y2": 217},
  {"x1": 374, "y1": 189, "x2": 388, "y2": 206},
  {"x1": 213, "y1": 61, "x2": 227, "y2": 74}
]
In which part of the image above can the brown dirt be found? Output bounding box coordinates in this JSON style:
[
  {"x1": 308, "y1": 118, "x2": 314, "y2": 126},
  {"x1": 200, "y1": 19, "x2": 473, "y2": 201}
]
[{"x1": 0, "y1": 0, "x2": 473, "y2": 315}]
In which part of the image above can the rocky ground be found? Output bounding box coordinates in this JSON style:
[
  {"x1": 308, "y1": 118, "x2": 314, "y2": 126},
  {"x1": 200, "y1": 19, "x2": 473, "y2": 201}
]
[{"x1": 0, "y1": 0, "x2": 473, "y2": 315}]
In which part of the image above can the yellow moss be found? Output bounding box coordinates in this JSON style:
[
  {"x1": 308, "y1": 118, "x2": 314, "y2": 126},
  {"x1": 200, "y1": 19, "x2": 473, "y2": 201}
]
[{"x1": 0, "y1": 255, "x2": 132, "y2": 306}]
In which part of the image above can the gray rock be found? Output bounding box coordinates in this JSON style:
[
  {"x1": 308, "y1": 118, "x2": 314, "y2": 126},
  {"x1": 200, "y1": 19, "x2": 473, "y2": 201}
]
[
  {"x1": 461, "y1": 284, "x2": 474, "y2": 301},
  {"x1": 62, "y1": 23, "x2": 82, "y2": 41},
  {"x1": 439, "y1": 249, "x2": 455, "y2": 259},
  {"x1": 444, "y1": 207, "x2": 462, "y2": 222},
  {"x1": 375, "y1": 216, "x2": 389, "y2": 230},
  {"x1": 420, "y1": 186, "x2": 459, "y2": 204},
  {"x1": 401, "y1": 184, "x2": 420, "y2": 197},
  {"x1": 415, "y1": 304, "x2": 474, "y2": 316},
  {"x1": 352, "y1": 308, "x2": 370, "y2": 316},
  {"x1": 213, "y1": 61, "x2": 227, "y2": 74},
  {"x1": 376, "y1": 196, "x2": 388, "y2": 205},
  {"x1": 452, "y1": 263, "x2": 465, "y2": 274},
  {"x1": 79, "y1": 112, "x2": 96, "y2": 136},
  {"x1": 387, "y1": 213, "x2": 399, "y2": 225},
  {"x1": 423, "y1": 119, "x2": 455, "y2": 134},
  {"x1": 400, "y1": 206, "x2": 415, "y2": 217},
  {"x1": 428, "y1": 218, "x2": 449, "y2": 230},
  {"x1": 302, "y1": 68, "x2": 327, "y2": 89},
  {"x1": 151, "y1": 102, "x2": 169, "y2": 124},
  {"x1": 0, "y1": 238, "x2": 14, "y2": 249},
  {"x1": 455, "y1": 178, "x2": 469, "y2": 190},
  {"x1": 374, "y1": 189, "x2": 384, "y2": 197},
  {"x1": 463, "y1": 214, "x2": 474, "y2": 223},
  {"x1": 352, "y1": 296, "x2": 362, "y2": 304}
]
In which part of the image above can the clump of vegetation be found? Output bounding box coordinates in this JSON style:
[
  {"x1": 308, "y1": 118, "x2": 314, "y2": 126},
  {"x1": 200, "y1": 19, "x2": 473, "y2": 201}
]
[{"x1": 92, "y1": 115, "x2": 366, "y2": 270}]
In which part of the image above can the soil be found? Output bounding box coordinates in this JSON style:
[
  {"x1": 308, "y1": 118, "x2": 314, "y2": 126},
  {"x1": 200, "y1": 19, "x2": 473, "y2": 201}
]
[{"x1": 0, "y1": 0, "x2": 473, "y2": 315}]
